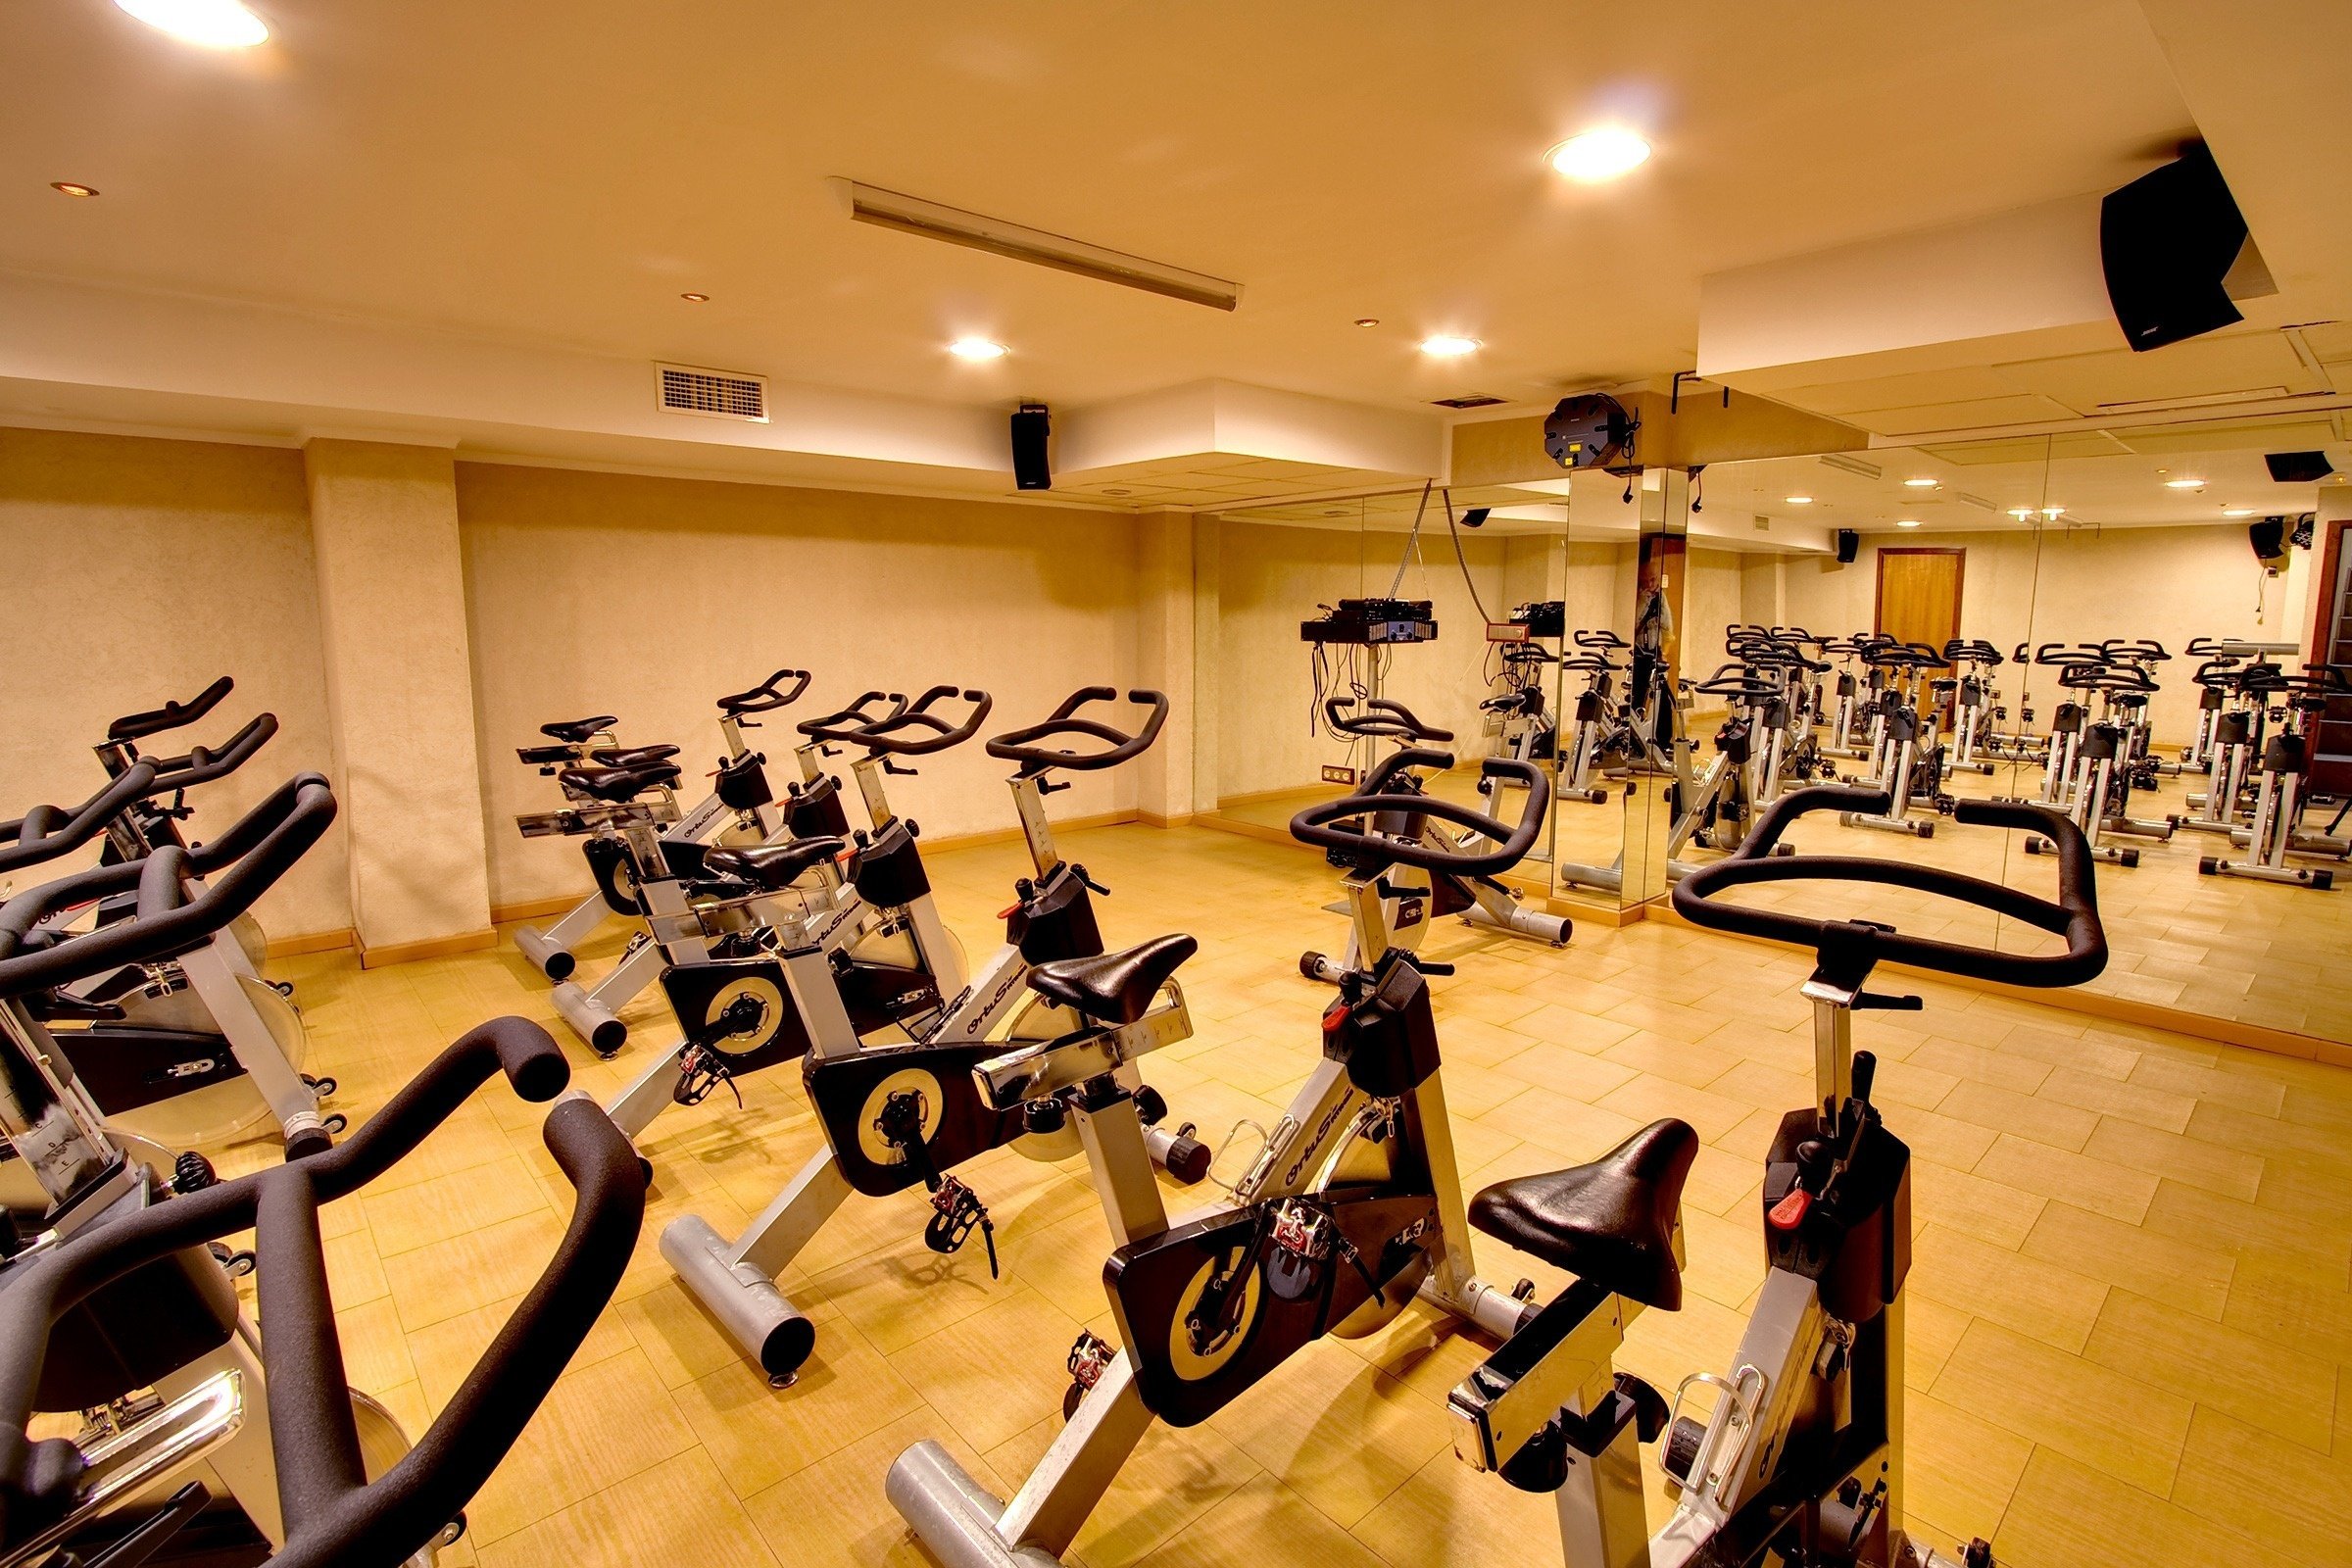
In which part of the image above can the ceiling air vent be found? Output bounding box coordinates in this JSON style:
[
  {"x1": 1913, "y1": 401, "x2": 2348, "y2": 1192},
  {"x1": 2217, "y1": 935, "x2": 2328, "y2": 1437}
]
[
  {"x1": 657, "y1": 364, "x2": 768, "y2": 422},
  {"x1": 1432, "y1": 394, "x2": 1508, "y2": 410}
]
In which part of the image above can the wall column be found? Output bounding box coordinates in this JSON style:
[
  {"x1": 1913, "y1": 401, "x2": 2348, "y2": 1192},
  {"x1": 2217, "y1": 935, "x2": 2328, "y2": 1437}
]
[
  {"x1": 1133, "y1": 510, "x2": 1197, "y2": 825},
  {"x1": 303, "y1": 439, "x2": 494, "y2": 964},
  {"x1": 1191, "y1": 514, "x2": 1222, "y2": 815}
]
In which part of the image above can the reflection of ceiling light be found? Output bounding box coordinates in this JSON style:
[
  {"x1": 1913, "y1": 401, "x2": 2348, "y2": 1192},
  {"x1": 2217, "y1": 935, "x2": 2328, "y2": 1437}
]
[
  {"x1": 50, "y1": 182, "x2": 99, "y2": 197},
  {"x1": 2008, "y1": 508, "x2": 2035, "y2": 520},
  {"x1": 116, "y1": 0, "x2": 270, "y2": 47},
  {"x1": 948, "y1": 338, "x2": 1008, "y2": 361},
  {"x1": 1785, "y1": 495, "x2": 1812, "y2": 506},
  {"x1": 1896, "y1": 518, "x2": 1922, "y2": 528},
  {"x1": 679, "y1": 292, "x2": 709, "y2": 302},
  {"x1": 1903, "y1": 477, "x2": 1936, "y2": 488},
  {"x1": 2223, "y1": 507, "x2": 2256, "y2": 516},
  {"x1": 1419, "y1": 334, "x2": 1481, "y2": 358},
  {"x1": 1353, "y1": 318, "x2": 1379, "y2": 327},
  {"x1": 2165, "y1": 477, "x2": 2205, "y2": 489},
  {"x1": 1546, "y1": 128, "x2": 1652, "y2": 182},
  {"x1": 2042, "y1": 506, "x2": 2065, "y2": 516}
]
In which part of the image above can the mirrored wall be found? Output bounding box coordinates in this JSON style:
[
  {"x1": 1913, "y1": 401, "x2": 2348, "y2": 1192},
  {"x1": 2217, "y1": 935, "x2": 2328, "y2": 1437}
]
[{"x1": 1203, "y1": 410, "x2": 2350, "y2": 1054}]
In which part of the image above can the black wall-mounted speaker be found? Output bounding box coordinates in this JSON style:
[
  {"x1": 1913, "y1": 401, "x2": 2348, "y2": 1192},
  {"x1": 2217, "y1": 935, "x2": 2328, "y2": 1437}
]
[
  {"x1": 2248, "y1": 517, "x2": 2287, "y2": 564},
  {"x1": 2100, "y1": 143, "x2": 2251, "y2": 353},
  {"x1": 1836, "y1": 529, "x2": 1861, "y2": 564},
  {"x1": 1010, "y1": 403, "x2": 1052, "y2": 491},
  {"x1": 2266, "y1": 451, "x2": 2334, "y2": 484}
]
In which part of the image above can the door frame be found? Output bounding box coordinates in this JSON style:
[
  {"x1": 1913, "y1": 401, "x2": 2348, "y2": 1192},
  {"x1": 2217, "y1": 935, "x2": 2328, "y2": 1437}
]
[{"x1": 1872, "y1": 546, "x2": 1967, "y2": 642}]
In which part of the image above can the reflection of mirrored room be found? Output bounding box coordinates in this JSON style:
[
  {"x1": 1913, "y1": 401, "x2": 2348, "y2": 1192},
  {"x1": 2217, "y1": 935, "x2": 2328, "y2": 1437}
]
[{"x1": 7, "y1": 6, "x2": 2352, "y2": 1568}]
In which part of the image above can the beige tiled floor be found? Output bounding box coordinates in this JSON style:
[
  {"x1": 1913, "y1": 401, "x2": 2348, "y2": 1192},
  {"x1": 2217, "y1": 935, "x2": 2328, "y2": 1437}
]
[{"x1": 220, "y1": 820, "x2": 2350, "y2": 1567}]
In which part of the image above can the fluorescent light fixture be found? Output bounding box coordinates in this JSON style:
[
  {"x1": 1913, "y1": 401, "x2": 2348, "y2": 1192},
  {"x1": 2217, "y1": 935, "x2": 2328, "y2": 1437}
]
[
  {"x1": 2164, "y1": 477, "x2": 2205, "y2": 489},
  {"x1": 1903, "y1": 477, "x2": 1937, "y2": 488},
  {"x1": 115, "y1": 0, "x2": 269, "y2": 47},
  {"x1": 1896, "y1": 518, "x2": 1923, "y2": 528},
  {"x1": 1546, "y1": 127, "x2": 1652, "y2": 182},
  {"x1": 1785, "y1": 495, "x2": 1813, "y2": 506},
  {"x1": 2223, "y1": 507, "x2": 2256, "y2": 516},
  {"x1": 1420, "y1": 334, "x2": 1481, "y2": 358},
  {"x1": 948, "y1": 337, "x2": 1008, "y2": 361},
  {"x1": 839, "y1": 180, "x2": 1241, "y2": 311}
]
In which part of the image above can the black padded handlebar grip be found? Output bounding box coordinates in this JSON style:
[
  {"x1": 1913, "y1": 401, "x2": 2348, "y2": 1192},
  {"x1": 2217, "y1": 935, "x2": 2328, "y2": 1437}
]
[
  {"x1": 104, "y1": 676, "x2": 233, "y2": 742},
  {"x1": 1671, "y1": 785, "x2": 2106, "y2": 988},
  {"x1": 720, "y1": 669, "x2": 811, "y2": 713},
  {"x1": 0, "y1": 774, "x2": 335, "y2": 999},
  {"x1": 984, "y1": 687, "x2": 1168, "y2": 771},
  {"x1": 1290, "y1": 760, "x2": 1549, "y2": 877},
  {"x1": 0, "y1": 762, "x2": 162, "y2": 872},
  {"x1": 142, "y1": 711, "x2": 280, "y2": 788},
  {"x1": 855, "y1": 686, "x2": 994, "y2": 756},
  {"x1": 796, "y1": 691, "x2": 906, "y2": 742},
  {"x1": 1323, "y1": 697, "x2": 1454, "y2": 744}
]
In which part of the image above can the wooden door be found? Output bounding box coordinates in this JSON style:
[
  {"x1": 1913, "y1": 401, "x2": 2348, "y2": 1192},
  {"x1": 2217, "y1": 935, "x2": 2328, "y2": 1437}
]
[
  {"x1": 2310, "y1": 517, "x2": 2352, "y2": 795},
  {"x1": 1875, "y1": 548, "x2": 1965, "y2": 651}
]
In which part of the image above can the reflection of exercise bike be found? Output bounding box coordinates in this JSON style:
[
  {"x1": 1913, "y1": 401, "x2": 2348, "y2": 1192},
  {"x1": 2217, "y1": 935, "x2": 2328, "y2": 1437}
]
[
  {"x1": 890, "y1": 763, "x2": 1557, "y2": 1568},
  {"x1": 661, "y1": 687, "x2": 1209, "y2": 1386},
  {"x1": 2200, "y1": 663, "x2": 2351, "y2": 890},
  {"x1": 1839, "y1": 643, "x2": 1950, "y2": 838},
  {"x1": 1556, "y1": 639, "x2": 1630, "y2": 805},
  {"x1": 1301, "y1": 699, "x2": 1569, "y2": 982},
  {"x1": 1482, "y1": 641, "x2": 1559, "y2": 789},
  {"x1": 1448, "y1": 784, "x2": 2107, "y2": 1568},
  {"x1": 2025, "y1": 662, "x2": 2172, "y2": 869}
]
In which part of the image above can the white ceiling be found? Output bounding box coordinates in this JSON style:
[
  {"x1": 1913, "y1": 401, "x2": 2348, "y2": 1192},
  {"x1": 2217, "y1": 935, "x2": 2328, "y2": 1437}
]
[{"x1": 1, "y1": 1, "x2": 2343, "y2": 500}]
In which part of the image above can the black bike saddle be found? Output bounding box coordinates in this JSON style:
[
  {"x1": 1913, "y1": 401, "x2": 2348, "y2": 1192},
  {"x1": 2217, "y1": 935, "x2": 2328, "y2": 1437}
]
[
  {"x1": 701, "y1": 838, "x2": 846, "y2": 892},
  {"x1": 1029, "y1": 934, "x2": 1198, "y2": 1026},
  {"x1": 1470, "y1": 1118, "x2": 1698, "y2": 1309}
]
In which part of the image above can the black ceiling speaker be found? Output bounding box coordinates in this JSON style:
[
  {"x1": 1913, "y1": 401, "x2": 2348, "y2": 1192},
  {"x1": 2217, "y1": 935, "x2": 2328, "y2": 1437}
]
[
  {"x1": 1544, "y1": 393, "x2": 1639, "y2": 471},
  {"x1": 1460, "y1": 507, "x2": 1492, "y2": 528},
  {"x1": 2247, "y1": 516, "x2": 2287, "y2": 564},
  {"x1": 2266, "y1": 451, "x2": 2334, "y2": 484},
  {"x1": 2100, "y1": 142, "x2": 2252, "y2": 353},
  {"x1": 1010, "y1": 403, "x2": 1052, "y2": 490},
  {"x1": 1836, "y1": 528, "x2": 1861, "y2": 564}
]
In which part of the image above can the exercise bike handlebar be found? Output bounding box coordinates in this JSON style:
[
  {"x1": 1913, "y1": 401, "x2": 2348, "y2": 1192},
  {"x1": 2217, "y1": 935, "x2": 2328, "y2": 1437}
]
[
  {"x1": 1289, "y1": 759, "x2": 1549, "y2": 878},
  {"x1": 796, "y1": 690, "x2": 907, "y2": 744},
  {"x1": 0, "y1": 763, "x2": 162, "y2": 874},
  {"x1": 1323, "y1": 696, "x2": 1454, "y2": 744},
  {"x1": 1671, "y1": 785, "x2": 2107, "y2": 988},
  {"x1": 851, "y1": 685, "x2": 995, "y2": 757},
  {"x1": 985, "y1": 687, "x2": 1168, "y2": 773},
  {"x1": 0, "y1": 773, "x2": 337, "y2": 999},
  {"x1": 718, "y1": 668, "x2": 812, "y2": 715},
  {"x1": 0, "y1": 1016, "x2": 646, "y2": 1568},
  {"x1": 103, "y1": 675, "x2": 234, "y2": 743},
  {"x1": 1574, "y1": 630, "x2": 1630, "y2": 650},
  {"x1": 135, "y1": 710, "x2": 280, "y2": 790}
]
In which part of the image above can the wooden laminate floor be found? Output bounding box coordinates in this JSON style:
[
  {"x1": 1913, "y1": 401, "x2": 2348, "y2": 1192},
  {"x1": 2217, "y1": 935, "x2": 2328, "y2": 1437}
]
[{"x1": 213, "y1": 820, "x2": 2350, "y2": 1567}]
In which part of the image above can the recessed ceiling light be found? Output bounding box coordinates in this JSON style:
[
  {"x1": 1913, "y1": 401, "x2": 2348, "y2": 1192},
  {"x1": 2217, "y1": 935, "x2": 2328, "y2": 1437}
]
[
  {"x1": 679, "y1": 291, "x2": 710, "y2": 303},
  {"x1": 115, "y1": 0, "x2": 269, "y2": 48},
  {"x1": 2164, "y1": 477, "x2": 2205, "y2": 489},
  {"x1": 2223, "y1": 507, "x2": 2256, "y2": 516},
  {"x1": 1902, "y1": 477, "x2": 1937, "y2": 488},
  {"x1": 948, "y1": 337, "x2": 1008, "y2": 361},
  {"x1": 1895, "y1": 518, "x2": 1923, "y2": 528},
  {"x1": 1546, "y1": 127, "x2": 1652, "y2": 182},
  {"x1": 1785, "y1": 495, "x2": 1813, "y2": 506},
  {"x1": 1419, "y1": 334, "x2": 1481, "y2": 358},
  {"x1": 50, "y1": 182, "x2": 99, "y2": 198},
  {"x1": 1353, "y1": 318, "x2": 1380, "y2": 328}
]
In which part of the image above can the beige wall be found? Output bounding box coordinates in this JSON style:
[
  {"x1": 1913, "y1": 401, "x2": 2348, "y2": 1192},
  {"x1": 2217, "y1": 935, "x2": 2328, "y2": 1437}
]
[
  {"x1": 1212, "y1": 520, "x2": 1512, "y2": 799},
  {"x1": 456, "y1": 463, "x2": 1145, "y2": 908},
  {"x1": 0, "y1": 428, "x2": 351, "y2": 938},
  {"x1": 1780, "y1": 523, "x2": 2280, "y2": 744},
  {"x1": 1682, "y1": 547, "x2": 1745, "y2": 688}
]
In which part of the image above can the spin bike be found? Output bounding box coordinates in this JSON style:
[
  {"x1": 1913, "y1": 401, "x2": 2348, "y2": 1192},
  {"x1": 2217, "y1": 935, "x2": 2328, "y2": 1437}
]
[
  {"x1": 0, "y1": 808, "x2": 645, "y2": 1566},
  {"x1": 888, "y1": 762, "x2": 1555, "y2": 1568},
  {"x1": 1301, "y1": 698, "x2": 1569, "y2": 983},
  {"x1": 1838, "y1": 644, "x2": 1949, "y2": 838},
  {"x1": 2023, "y1": 662, "x2": 2171, "y2": 869},
  {"x1": 659, "y1": 688, "x2": 1209, "y2": 1385},
  {"x1": 512, "y1": 667, "x2": 809, "y2": 985},
  {"x1": 1446, "y1": 784, "x2": 2105, "y2": 1567},
  {"x1": 1, "y1": 765, "x2": 344, "y2": 1161},
  {"x1": 2200, "y1": 664, "x2": 2350, "y2": 891}
]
